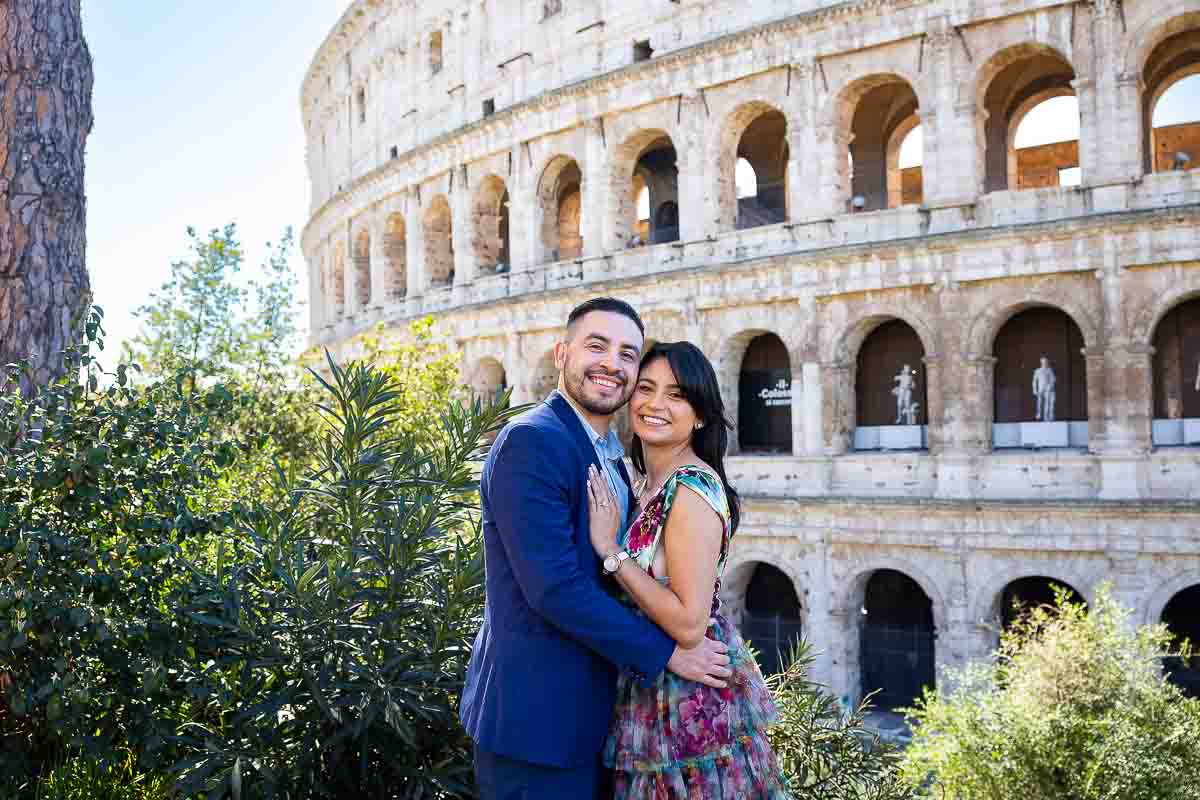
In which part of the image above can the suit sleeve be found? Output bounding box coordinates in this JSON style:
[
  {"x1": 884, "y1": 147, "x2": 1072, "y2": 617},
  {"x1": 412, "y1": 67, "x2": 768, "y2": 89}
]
[{"x1": 487, "y1": 424, "x2": 675, "y2": 684}]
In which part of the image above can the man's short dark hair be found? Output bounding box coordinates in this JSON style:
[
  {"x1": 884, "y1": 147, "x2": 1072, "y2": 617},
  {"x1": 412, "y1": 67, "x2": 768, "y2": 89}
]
[{"x1": 566, "y1": 297, "x2": 645, "y2": 337}]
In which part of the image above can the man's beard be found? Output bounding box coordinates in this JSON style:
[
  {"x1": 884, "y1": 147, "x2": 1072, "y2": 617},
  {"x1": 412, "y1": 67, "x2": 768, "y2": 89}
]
[{"x1": 562, "y1": 352, "x2": 631, "y2": 416}]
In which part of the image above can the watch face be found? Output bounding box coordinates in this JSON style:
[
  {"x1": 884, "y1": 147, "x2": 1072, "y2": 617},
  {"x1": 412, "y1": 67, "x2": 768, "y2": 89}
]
[{"x1": 603, "y1": 555, "x2": 618, "y2": 573}]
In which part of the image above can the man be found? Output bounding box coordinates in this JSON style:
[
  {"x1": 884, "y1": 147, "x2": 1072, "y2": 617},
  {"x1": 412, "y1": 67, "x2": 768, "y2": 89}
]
[
  {"x1": 461, "y1": 298, "x2": 732, "y2": 798},
  {"x1": 1033, "y1": 356, "x2": 1057, "y2": 422}
]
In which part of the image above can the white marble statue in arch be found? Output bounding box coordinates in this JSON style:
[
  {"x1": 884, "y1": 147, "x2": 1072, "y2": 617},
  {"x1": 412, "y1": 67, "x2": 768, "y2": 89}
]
[
  {"x1": 1033, "y1": 356, "x2": 1057, "y2": 422},
  {"x1": 892, "y1": 363, "x2": 918, "y2": 425}
]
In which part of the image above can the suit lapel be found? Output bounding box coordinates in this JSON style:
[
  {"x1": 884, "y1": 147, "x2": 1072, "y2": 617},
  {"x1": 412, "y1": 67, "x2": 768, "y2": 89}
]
[{"x1": 548, "y1": 392, "x2": 602, "y2": 473}]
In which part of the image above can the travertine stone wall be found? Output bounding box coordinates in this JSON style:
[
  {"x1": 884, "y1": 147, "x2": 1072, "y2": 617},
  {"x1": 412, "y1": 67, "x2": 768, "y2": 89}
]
[{"x1": 303, "y1": 0, "x2": 1200, "y2": 704}]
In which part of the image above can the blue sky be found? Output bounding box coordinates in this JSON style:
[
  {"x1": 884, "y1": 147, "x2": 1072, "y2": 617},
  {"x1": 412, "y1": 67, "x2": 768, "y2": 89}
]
[
  {"x1": 83, "y1": 2, "x2": 344, "y2": 359},
  {"x1": 84, "y1": 5, "x2": 1199, "y2": 357}
]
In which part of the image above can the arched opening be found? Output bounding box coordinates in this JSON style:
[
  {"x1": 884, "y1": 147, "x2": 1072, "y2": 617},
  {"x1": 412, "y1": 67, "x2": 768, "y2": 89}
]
[
  {"x1": 472, "y1": 176, "x2": 511, "y2": 275},
  {"x1": 624, "y1": 134, "x2": 678, "y2": 246},
  {"x1": 980, "y1": 48, "x2": 1078, "y2": 192},
  {"x1": 737, "y1": 333, "x2": 792, "y2": 454},
  {"x1": 859, "y1": 569, "x2": 935, "y2": 710},
  {"x1": 531, "y1": 352, "x2": 558, "y2": 401},
  {"x1": 430, "y1": 30, "x2": 443, "y2": 75},
  {"x1": 353, "y1": 228, "x2": 371, "y2": 311},
  {"x1": 331, "y1": 246, "x2": 346, "y2": 321},
  {"x1": 1142, "y1": 21, "x2": 1200, "y2": 174},
  {"x1": 1161, "y1": 585, "x2": 1200, "y2": 698},
  {"x1": 1152, "y1": 297, "x2": 1200, "y2": 446},
  {"x1": 537, "y1": 156, "x2": 583, "y2": 262},
  {"x1": 992, "y1": 307, "x2": 1088, "y2": 449},
  {"x1": 632, "y1": 180, "x2": 650, "y2": 246},
  {"x1": 469, "y1": 358, "x2": 508, "y2": 406},
  {"x1": 842, "y1": 76, "x2": 921, "y2": 212},
  {"x1": 384, "y1": 213, "x2": 407, "y2": 301},
  {"x1": 999, "y1": 576, "x2": 1085, "y2": 632},
  {"x1": 854, "y1": 319, "x2": 928, "y2": 451},
  {"x1": 889, "y1": 120, "x2": 924, "y2": 207},
  {"x1": 739, "y1": 564, "x2": 803, "y2": 676},
  {"x1": 734, "y1": 109, "x2": 789, "y2": 228},
  {"x1": 423, "y1": 195, "x2": 454, "y2": 289}
]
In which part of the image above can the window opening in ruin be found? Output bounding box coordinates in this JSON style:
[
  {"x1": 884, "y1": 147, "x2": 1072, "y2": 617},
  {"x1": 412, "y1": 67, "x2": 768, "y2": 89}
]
[
  {"x1": 981, "y1": 49, "x2": 1078, "y2": 192},
  {"x1": 390, "y1": 145, "x2": 399, "y2": 159},
  {"x1": 735, "y1": 109, "x2": 789, "y2": 228},
  {"x1": 629, "y1": 136, "x2": 678, "y2": 245},
  {"x1": 891, "y1": 123, "x2": 924, "y2": 206},
  {"x1": 739, "y1": 564, "x2": 803, "y2": 676},
  {"x1": 533, "y1": 352, "x2": 559, "y2": 399},
  {"x1": 999, "y1": 577, "x2": 1085, "y2": 633},
  {"x1": 430, "y1": 31, "x2": 444, "y2": 75},
  {"x1": 1161, "y1": 585, "x2": 1200, "y2": 698},
  {"x1": 482, "y1": 98, "x2": 495, "y2": 117},
  {"x1": 859, "y1": 569, "x2": 935, "y2": 711},
  {"x1": 537, "y1": 157, "x2": 583, "y2": 262},
  {"x1": 424, "y1": 195, "x2": 454, "y2": 288},
  {"x1": 1145, "y1": 39, "x2": 1200, "y2": 175},
  {"x1": 737, "y1": 333, "x2": 792, "y2": 454},
  {"x1": 633, "y1": 40, "x2": 653, "y2": 63},
  {"x1": 472, "y1": 177, "x2": 511, "y2": 275},
  {"x1": 356, "y1": 86, "x2": 367, "y2": 124},
  {"x1": 843, "y1": 77, "x2": 920, "y2": 212},
  {"x1": 992, "y1": 307, "x2": 1088, "y2": 449},
  {"x1": 384, "y1": 213, "x2": 407, "y2": 301},
  {"x1": 1151, "y1": 297, "x2": 1200, "y2": 446},
  {"x1": 854, "y1": 319, "x2": 928, "y2": 451},
  {"x1": 470, "y1": 358, "x2": 508, "y2": 406},
  {"x1": 353, "y1": 229, "x2": 371, "y2": 310},
  {"x1": 542, "y1": 0, "x2": 562, "y2": 19}
]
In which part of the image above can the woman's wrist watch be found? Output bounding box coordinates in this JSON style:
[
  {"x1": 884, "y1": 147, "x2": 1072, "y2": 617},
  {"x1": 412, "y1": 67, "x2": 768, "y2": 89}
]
[{"x1": 603, "y1": 550, "x2": 630, "y2": 575}]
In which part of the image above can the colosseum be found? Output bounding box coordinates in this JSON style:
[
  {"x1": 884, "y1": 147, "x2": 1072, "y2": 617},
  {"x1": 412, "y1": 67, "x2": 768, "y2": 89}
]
[{"x1": 301, "y1": 0, "x2": 1200, "y2": 715}]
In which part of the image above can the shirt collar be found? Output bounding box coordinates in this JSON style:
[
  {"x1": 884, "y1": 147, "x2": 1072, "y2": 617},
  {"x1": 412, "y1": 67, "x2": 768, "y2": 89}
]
[{"x1": 551, "y1": 390, "x2": 626, "y2": 461}]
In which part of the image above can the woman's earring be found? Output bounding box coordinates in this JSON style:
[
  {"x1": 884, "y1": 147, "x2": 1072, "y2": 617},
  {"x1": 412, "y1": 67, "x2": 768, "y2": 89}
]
[{"x1": 695, "y1": 422, "x2": 704, "y2": 430}]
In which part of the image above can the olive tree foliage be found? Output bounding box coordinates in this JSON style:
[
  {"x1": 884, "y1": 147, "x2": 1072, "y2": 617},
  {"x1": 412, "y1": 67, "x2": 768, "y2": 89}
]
[
  {"x1": 901, "y1": 585, "x2": 1200, "y2": 799},
  {"x1": 767, "y1": 643, "x2": 916, "y2": 800}
]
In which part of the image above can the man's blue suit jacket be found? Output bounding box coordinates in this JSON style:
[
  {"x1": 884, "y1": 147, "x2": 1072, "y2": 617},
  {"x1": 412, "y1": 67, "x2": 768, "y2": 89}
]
[{"x1": 460, "y1": 392, "x2": 676, "y2": 768}]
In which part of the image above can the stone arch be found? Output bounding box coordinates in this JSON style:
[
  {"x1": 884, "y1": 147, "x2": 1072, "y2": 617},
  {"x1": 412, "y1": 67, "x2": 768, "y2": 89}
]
[
  {"x1": 1124, "y1": 6, "x2": 1200, "y2": 84},
  {"x1": 1004, "y1": 86, "x2": 1079, "y2": 188},
  {"x1": 833, "y1": 72, "x2": 923, "y2": 213},
  {"x1": 1135, "y1": 12, "x2": 1200, "y2": 173},
  {"x1": 535, "y1": 154, "x2": 584, "y2": 263},
  {"x1": 713, "y1": 100, "x2": 790, "y2": 231},
  {"x1": 885, "y1": 112, "x2": 924, "y2": 208},
  {"x1": 466, "y1": 356, "x2": 508, "y2": 405},
  {"x1": 829, "y1": 310, "x2": 940, "y2": 366},
  {"x1": 423, "y1": 194, "x2": 454, "y2": 288},
  {"x1": 1145, "y1": 570, "x2": 1200, "y2": 628},
  {"x1": 1150, "y1": 294, "x2": 1200, "y2": 425},
  {"x1": 992, "y1": 307, "x2": 1089, "y2": 427},
  {"x1": 722, "y1": 553, "x2": 805, "y2": 675},
  {"x1": 471, "y1": 174, "x2": 511, "y2": 275},
  {"x1": 972, "y1": 567, "x2": 1095, "y2": 632},
  {"x1": 384, "y1": 213, "x2": 407, "y2": 301},
  {"x1": 841, "y1": 560, "x2": 945, "y2": 709},
  {"x1": 1160, "y1": 581, "x2": 1200, "y2": 698},
  {"x1": 1133, "y1": 283, "x2": 1200, "y2": 348},
  {"x1": 721, "y1": 330, "x2": 795, "y2": 455},
  {"x1": 966, "y1": 298, "x2": 1100, "y2": 359},
  {"x1": 722, "y1": 549, "x2": 808, "y2": 622},
  {"x1": 613, "y1": 128, "x2": 679, "y2": 247},
  {"x1": 352, "y1": 226, "x2": 371, "y2": 311},
  {"x1": 974, "y1": 43, "x2": 1079, "y2": 192},
  {"x1": 529, "y1": 348, "x2": 559, "y2": 401}
]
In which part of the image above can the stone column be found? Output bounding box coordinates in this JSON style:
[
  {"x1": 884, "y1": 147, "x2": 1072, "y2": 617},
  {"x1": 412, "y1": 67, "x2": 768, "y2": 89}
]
[
  {"x1": 822, "y1": 362, "x2": 853, "y2": 455},
  {"x1": 1084, "y1": 347, "x2": 1108, "y2": 453},
  {"x1": 1085, "y1": 2, "x2": 1145, "y2": 189},
  {"x1": 801, "y1": 361, "x2": 824, "y2": 455},
  {"x1": 936, "y1": 354, "x2": 992, "y2": 499},
  {"x1": 408, "y1": 203, "x2": 427, "y2": 296},
  {"x1": 923, "y1": 19, "x2": 984, "y2": 216},
  {"x1": 922, "y1": 355, "x2": 945, "y2": 455},
  {"x1": 583, "y1": 118, "x2": 610, "y2": 257},
  {"x1": 509, "y1": 143, "x2": 537, "y2": 270},
  {"x1": 452, "y1": 166, "x2": 473, "y2": 287},
  {"x1": 676, "y1": 91, "x2": 711, "y2": 242},
  {"x1": 368, "y1": 216, "x2": 388, "y2": 315}
]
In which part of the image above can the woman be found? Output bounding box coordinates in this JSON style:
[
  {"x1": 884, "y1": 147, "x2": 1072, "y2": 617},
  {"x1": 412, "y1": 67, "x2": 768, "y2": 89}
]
[{"x1": 586, "y1": 341, "x2": 790, "y2": 798}]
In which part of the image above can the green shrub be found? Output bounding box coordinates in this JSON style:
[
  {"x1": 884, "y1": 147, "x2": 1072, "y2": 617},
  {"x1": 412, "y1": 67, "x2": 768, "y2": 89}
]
[
  {"x1": 901, "y1": 584, "x2": 1200, "y2": 799},
  {"x1": 164, "y1": 355, "x2": 518, "y2": 799},
  {"x1": 767, "y1": 643, "x2": 916, "y2": 799},
  {"x1": 0, "y1": 308, "x2": 243, "y2": 792}
]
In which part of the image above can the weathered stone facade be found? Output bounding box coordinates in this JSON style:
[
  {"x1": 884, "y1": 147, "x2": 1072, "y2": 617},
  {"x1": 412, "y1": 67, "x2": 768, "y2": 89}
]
[{"x1": 302, "y1": 0, "x2": 1200, "y2": 706}]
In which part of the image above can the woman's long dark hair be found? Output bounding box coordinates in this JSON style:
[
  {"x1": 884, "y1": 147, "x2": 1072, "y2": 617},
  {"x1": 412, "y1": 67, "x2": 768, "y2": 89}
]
[{"x1": 630, "y1": 342, "x2": 741, "y2": 532}]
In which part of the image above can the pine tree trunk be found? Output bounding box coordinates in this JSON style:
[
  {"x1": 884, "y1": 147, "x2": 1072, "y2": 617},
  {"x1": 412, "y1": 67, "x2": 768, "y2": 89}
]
[{"x1": 0, "y1": 0, "x2": 93, "y2": 396}]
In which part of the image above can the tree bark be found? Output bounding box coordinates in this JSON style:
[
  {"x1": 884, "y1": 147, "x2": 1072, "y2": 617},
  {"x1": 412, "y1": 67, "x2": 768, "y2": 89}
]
[{"x1": 0, "y1": 0, "x2": 93, "y2": 395}]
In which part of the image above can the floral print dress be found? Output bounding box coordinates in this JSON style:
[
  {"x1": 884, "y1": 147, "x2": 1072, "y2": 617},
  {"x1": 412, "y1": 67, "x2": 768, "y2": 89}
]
[{"x1": 604, "y1": 465, "x2": 791, "y2": 799}]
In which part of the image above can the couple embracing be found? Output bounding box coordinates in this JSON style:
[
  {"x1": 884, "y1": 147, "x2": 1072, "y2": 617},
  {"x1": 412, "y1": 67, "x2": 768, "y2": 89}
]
[{"x1": 461, "y1": 298, "x2": 789, "y2": 799}]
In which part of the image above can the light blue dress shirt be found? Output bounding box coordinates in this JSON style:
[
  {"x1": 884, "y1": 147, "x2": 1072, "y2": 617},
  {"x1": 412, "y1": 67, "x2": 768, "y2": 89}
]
[{"x1": 552, "y1": 390, "x2": 631, "y2": 530}]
